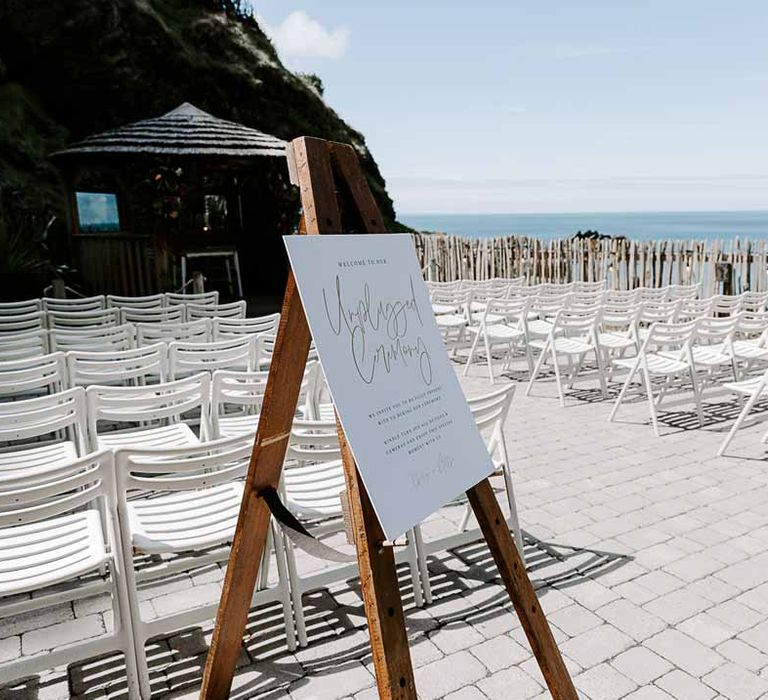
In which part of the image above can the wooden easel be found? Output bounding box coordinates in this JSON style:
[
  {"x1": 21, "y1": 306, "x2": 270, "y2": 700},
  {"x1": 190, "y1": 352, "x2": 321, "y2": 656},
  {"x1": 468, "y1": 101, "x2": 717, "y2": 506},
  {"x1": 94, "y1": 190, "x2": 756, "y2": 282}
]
[{"x1": 200, "y1": 136, "x2": 577, "y2": 700}]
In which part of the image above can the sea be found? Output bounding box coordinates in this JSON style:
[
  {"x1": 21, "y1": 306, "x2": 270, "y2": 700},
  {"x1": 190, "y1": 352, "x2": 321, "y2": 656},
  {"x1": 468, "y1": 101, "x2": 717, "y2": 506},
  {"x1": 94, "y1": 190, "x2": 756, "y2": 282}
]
[{"x1": 401, "y1": 211, "x2": 768, "y2": 241}]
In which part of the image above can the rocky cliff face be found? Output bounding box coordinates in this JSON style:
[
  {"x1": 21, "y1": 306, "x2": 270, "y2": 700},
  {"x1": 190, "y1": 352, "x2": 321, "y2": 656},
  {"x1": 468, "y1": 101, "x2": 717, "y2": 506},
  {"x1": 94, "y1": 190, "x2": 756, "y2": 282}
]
[{"x1": 0, "y1": 0, "x2": 399, "y2": 235}]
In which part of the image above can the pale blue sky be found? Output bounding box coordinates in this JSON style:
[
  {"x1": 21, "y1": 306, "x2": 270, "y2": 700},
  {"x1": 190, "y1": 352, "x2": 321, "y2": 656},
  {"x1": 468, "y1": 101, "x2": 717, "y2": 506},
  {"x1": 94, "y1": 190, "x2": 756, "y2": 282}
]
[{"x1": 252, "y1": 2, "x2": 768, "y2": 215}]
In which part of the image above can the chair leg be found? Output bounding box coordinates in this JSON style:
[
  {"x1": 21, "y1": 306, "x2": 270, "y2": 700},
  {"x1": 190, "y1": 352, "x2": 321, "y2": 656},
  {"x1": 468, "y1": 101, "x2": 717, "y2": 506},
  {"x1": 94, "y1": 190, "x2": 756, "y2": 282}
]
[
  {"x1": 283, "y1": 534, "x2": 308, "y2": 647},
  {"x1": 500, "y1": 461, "x2": 524, "y2": 558},
  {"x1": 413, "y1": 525, "x2": 432, "y2": 605},
  {"x1": 484, "y1": 334, "x2": 495, "y2": 384},
  {"x1": 270, "y1": 521, "x2": 297, "y2": 652},
  {"x1": 718, "y1": 389, "x2": 761, "y2": 456},
  {"x1": 458, "y1": 502, "x2": 473, "y2": 532},
  {"x1": 405, "y1": 529, "x2": 424, "y2": 608},
  {"x1": 525, "y1": 340, "x2": 549, "y2": 396},
  {"x1": 109, "y1": 553, "x2": 144, "y2": 700},
  {"x1": 642, "y1": 368, "x2": 661, "y2": 437},
  {"x1": 463, "y1": 330, "x2": 481, "y2": 377},
  {"x1": 609, "y1": 362, "x2": 639, "y2": 422},
  {"x1": 688, "y1": 368, "x2": 705, "y2": 427},
  {"x1": 550, "y1": 345, "x2": 566, "y2": 407}
]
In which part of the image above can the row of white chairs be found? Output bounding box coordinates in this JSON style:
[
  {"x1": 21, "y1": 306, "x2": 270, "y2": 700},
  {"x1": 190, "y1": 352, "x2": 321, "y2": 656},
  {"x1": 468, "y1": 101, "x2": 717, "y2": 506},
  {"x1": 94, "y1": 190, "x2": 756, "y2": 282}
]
[
  {"x1": 0, "y1": 314, "x2": 280, "y2": 360},
  {"x1": 0, "y1": 301, "x2": 248, "y2": 336},
  {"x1": 0, "y1": 291, "x2": 221, "y2": 317},
  {"x1": 0, "y1": 377, "x2": 519, "y2": 696},
  {"x1": 444, "y1": 288, "x2": 768, "y2": 453}
]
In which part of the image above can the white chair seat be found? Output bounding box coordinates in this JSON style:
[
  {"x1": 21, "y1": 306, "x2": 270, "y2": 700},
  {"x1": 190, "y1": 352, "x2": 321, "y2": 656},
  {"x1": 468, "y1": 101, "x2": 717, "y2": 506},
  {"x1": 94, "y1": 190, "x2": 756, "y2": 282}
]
[
  {"x1": 615, "y1": 353, "x2": 689, "y2": 375},
  {"x1": 97, "y1": 423, "x2": 199, "y2": 451},
  {"x1": 527, "y1": 319, "x2": 554, "y2": 336},
  {"x1": 0, "y1": 442, "x2": 78, "y2": 481},
  {"x1": 0, "y1": 511, "x2": 108, "y2": 596},
  {"x1": 598, "y1": 332, "x2": 636, "y2": 350},
  {"x1": 662, "y1": 346, "x2": 732, "y2": 368},
  {"x1": 431, "y1": 303, "x2": 455, "y2": 315},
  {"x1": 470, "y1": 312, "x2": 506, "y2": 324},
  {"x1": 218, "y1": 413, "x2": 260, "y2": 437},
  {"x1": 435, "y1": 314, "x2": 467, "y2": 329},
  {"x1": 724, "y1": 376, "x2": 768, "y2": 397},
  {"x1": 283, "y1": 459, "x2": 345, "y2": 518},
  {"x1": 468, "y1": 323, "x2": 525, "y2": 342},
  {"x1": 731, "y1": 340, "x2": 768, "y2": 361},
  {"x1": 127, "y1": 483, "x2": 244, "y2": 554}
]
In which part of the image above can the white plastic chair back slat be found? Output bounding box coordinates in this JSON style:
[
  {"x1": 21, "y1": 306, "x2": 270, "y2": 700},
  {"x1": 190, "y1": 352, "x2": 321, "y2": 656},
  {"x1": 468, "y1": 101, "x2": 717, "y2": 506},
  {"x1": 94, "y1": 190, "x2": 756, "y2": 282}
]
[
  {"x1": 256, "y1": 332, "x2": 319, "y2": 369},
  {"x1": 213, "y1": 313, "x2": 280, "y2": 339},
  {"x1": 466, "y1": 384, "x2": 515, "y2": 432},
  {"x1": 572, "y1": 280, "x2": 607, "y2": 293},
  {"x1": 165, "y1": 291, "x2": 219, "y2": 307},
  {"x1": 677, "y1": 297, "x2": 713, "y2": 321},
  {"x1": 741, "y1": 291, "x2": 768, "y2": 313},
  {"x1": 0, "y1": 330, "x2": 49, "y2": 360},
  {"x1": 667, "y1": 284, "x2": 700, "y2": 300},
  {"x1": 0, "y1": 299, "x2": 42, "y2": 317},
  {"x1": 210, "y1": 363, "x2": 318, "y2": 438},
  {"x1": 0, "y1": 311, "x2": 47, "y2": 334},
  {"x1": 695, "y1": 315, "x2": 739, "y2": 345},
  {"x1": 642, "y1": 319, "x2": 698, "y2": 352},
  {"x1": 42, "y1": 295, "x2": 106, "y2": 313},
  {"x1": 0, "y1": 352, "x2": 67, "y2": 398},
  {"x1": 66, "y1": 343, "x2": 167, "y2": 387},
  {"x1": 605, "y1": 289, "x2": 639, "y2": 304},
  {"x1": 135, "y1": 318, "x2": 211, "y2": 346},
  {"x1": 119, "y1": 306, "x2": 185, "y2": 325},
  {"x1": 49, "y1": 324, "x2": 134, "y2": 353},
  {"x1": 186, "y1": 301, "x2": 247, "y2": 320},
  {"x1": 712, "y1": 294, "x2": 743, "y2": 316},
  {"x1": 115, "y1": 433, "x2": 253, "y2": 493},
  {"x1": 86, "y1": 373, "x2": 210, "y2": 449},
  {"x1": 106, "y1": 293, "x2": 166, "y2": 309},
  {"x1": 168, "y1": 336, "x2": 256, "y2": 379},
  {"x1": 0, "y1": 387, "x2": 86, "y2": 454},
  {"x1": 47, "y1": 308, "x2": 120, "y2": 330},
  {"x1": 636, "y1": 287, "x2": 669, "y2": 302}
]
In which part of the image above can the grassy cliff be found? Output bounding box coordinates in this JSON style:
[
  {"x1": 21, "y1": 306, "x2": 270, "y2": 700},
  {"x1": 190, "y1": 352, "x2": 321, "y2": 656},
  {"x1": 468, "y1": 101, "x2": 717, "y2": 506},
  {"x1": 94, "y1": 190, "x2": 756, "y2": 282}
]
[{"x1": 0, "y1": 0, "x2": 400, "y2": 249}]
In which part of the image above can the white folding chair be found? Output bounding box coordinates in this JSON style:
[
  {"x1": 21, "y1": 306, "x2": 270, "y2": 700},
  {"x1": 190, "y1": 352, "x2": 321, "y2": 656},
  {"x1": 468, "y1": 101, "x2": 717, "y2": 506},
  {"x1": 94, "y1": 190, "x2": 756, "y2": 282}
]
[
  {"x1": 634, "y1": 300, "x2": 681, "y2": 343},
  {"x1": 0, "y1": 299, "x2": 42, "y2": 316},
  {"x1": 210, "y1": 363, "x2": 319, "y2": 438},
  {"x1": 727, "y1": 311, "x2": 768, "y2": 373},
  {"x1": 681, "y1": 315, "x2": 740, "y2": 384},
  {"x1": 610, "y1": 320, "x2": 703, "y2": 436},
  {"x1": 254, "y1": 332, "x2": 319, "y2": 370},
  {"x1": 106, "y1": 293, "x2": 166, "y2": 310},
  {"x1": 431, "y1": 288, "x2": 471, "y2": 354},
  {"x1": 605, "y1": 289, "x2": 639, "y2": 304},
  {"x1": 526, "y1": 307, "x2": 606, "y2": 406},
  {"x1": 86, "y1": 373, "x2": 210, "y2": 451},
  {"x1": 119, "y1": 305, "x2": 185, "y2": 325},
  {"x1": 281, "y1": 420, "x2": 427, "y2": 647},
  {"x1": 213, "y1": 313, "x2": 280, "y2": 339},
  {"x1": 526, "y1": 292, "x2": 572, "y2": 340},
  {"x1": 718, "y1": 367, "x2": 768, "y2": 456},
  {"x1": 0, "y1": 311, "x2": 47, "y2": 335},
  {"x1": 42, "y1": 295, "x2": 105, "y2": 313},
  {"x1": 636, "y1": 287, "x2": 669, "y2": 303},
  {"x1": 67, "y1": 343, "x2": 167, "y2": 387},
  {"x1": 464, "y1": 296, "x2": 532, "y2": 382},
  {"x1": 114, "y1": 434, "x2": 292, "y2": 698},
  {"x1": 741, "y1": 291, "x2": 768, "y2": 314},
  {"x1": 165, "y1": 291, "x2": 219, "y2": 307},
  {"x1": 676, "y1": 297, "x2": 714, "y2": 322},
  {"x1": 49, "y1": 323, "x2": 135, "y2": 353},
  {"x1": 668, "y1": 284, "x2": 700, "y2": 300},
  {"x1": 0, "y1": 352, "x2": 67, "y2": 400},
  {"x1": 0, "y1": 329, "x2": 49, "y2": 360},
  {"x1": 712, "y1": 294, "x2": 743, "y2": 317},
  {"x1": 597, "y1": 300, "x2": 641, "y2": 373},
  {"x1": 0, "y1": 387, "x2": 88, "y2": 478},
  {"x1": 456, "y1": 385, "x2": 521, "y2": 552},
  {"x1": 186, "y1": 300, "x2": 247, "y2": 320},
  {"x1": 135, "y1": 318, "x2": 212, "y2": 346},
  {"x1": 168, "y1": 336, "x2": 257, "y2": 379},
  {"x1": 47, "y1": 308, "x2": 120, "y2": 330},
  {"x1": 572, "y1": 280, "x2": 607, "y2": 294},
  {"x1": 0, "y1": 450, "x2": 140, "y2": 697}
]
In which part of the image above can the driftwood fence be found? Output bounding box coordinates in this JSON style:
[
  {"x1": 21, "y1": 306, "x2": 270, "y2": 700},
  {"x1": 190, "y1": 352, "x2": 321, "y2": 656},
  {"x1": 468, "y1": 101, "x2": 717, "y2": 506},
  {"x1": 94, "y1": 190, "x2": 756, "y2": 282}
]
[{"x1": 413, "y1": 234, "x2": 768, "y2": 295}]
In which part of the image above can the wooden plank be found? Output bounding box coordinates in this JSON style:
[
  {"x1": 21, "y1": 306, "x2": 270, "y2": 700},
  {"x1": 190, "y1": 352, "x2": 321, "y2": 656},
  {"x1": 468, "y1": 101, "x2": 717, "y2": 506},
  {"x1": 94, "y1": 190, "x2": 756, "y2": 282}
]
[{"x1": 467, "y1": 479, "x2": 578, "y2": 700}]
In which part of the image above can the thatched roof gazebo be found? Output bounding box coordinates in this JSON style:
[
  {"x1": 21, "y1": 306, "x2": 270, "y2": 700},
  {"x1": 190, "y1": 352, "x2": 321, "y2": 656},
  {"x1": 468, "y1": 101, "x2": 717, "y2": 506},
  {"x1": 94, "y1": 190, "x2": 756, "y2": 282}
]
[{"x1": 52, "y1": 103, "x2": 293, "y2": 297}]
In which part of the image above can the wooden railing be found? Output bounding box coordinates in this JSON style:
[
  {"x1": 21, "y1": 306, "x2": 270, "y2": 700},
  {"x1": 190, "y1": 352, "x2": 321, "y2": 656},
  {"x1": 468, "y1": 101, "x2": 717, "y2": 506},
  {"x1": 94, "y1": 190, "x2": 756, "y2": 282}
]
[
  {"x1": 75, "y1": 233, "x2": 158, "y2": 295},
  {"x1": 413, "y1": 234, "x2": 768, "y2": 295}
]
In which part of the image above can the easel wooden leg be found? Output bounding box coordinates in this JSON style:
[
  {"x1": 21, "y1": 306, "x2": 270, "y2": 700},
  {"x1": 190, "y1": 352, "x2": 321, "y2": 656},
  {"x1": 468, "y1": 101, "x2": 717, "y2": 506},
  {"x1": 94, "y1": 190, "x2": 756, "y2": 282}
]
[
  {"x1": 337, "y1": 422, "x2": 417, "y2": 699},
  {"x1": 467, "y1": 478, "x2": 578, "y2": 700},
  {"x1": 200, "y1": 275, "x2": 312, "y2": 699}
]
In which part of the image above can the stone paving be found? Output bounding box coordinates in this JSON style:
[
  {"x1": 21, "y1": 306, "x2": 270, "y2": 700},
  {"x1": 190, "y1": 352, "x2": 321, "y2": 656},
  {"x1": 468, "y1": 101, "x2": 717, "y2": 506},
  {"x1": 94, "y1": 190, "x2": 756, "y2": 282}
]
[{"x1": 3, "y1": 359, "x2": 768, "y2": 699}]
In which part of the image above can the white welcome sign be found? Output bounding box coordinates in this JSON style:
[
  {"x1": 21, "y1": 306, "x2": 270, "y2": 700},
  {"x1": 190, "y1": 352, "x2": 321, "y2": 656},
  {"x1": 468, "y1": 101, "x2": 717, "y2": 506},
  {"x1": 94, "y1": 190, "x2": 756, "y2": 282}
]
[{"x1": 284, "y1": 234, "x2": 495, "y2": 540}]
